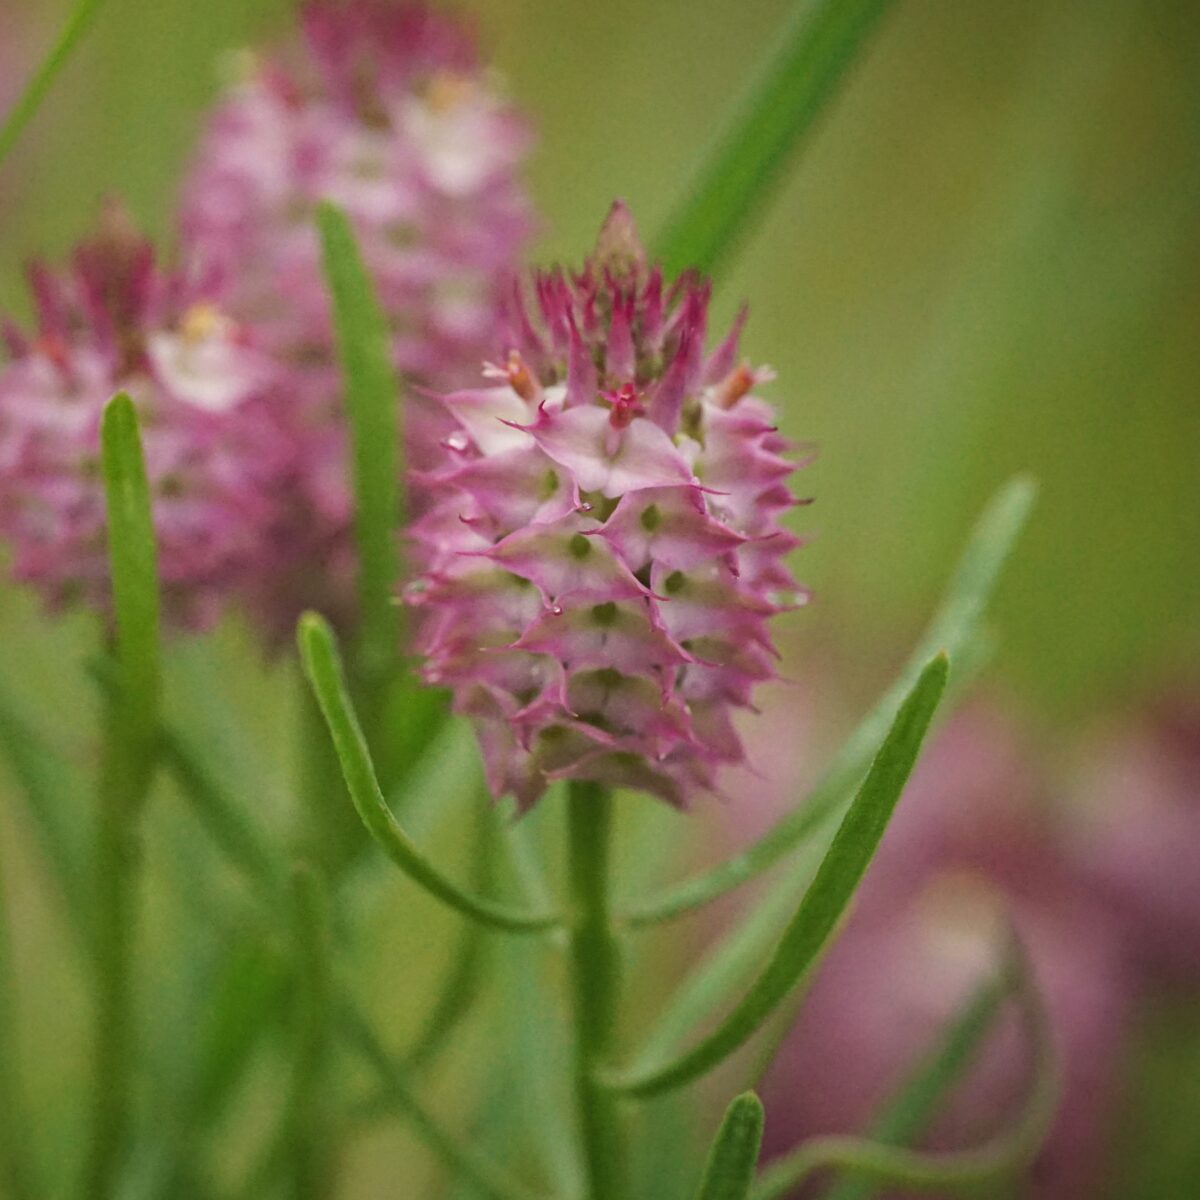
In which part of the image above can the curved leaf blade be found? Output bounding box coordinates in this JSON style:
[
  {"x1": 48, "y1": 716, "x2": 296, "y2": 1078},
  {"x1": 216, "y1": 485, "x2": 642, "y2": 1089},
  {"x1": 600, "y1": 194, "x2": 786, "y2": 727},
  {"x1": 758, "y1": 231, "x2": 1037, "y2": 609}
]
[
  {"x1": 623, "y1": 477, "x2": 1035, "y2": 927},
  {"x1": 752, "y1": 934, "x2": 1059, "y2": 1199},
  {"x1": 296, "y1": 612, "x2": 559, "y2": 934},
  {"x1": 655, "y1": 0, "x2": 900, "y2": 277},
  {"x1": 608, "y1": 655, "x2": 948, "y2": 1097},
  {"x1": 696, "y1": 1092, "x2": 766, "y2": 1200},
  {"x1": 0, "y1": 0, "x2": 107, "y2": 168}
]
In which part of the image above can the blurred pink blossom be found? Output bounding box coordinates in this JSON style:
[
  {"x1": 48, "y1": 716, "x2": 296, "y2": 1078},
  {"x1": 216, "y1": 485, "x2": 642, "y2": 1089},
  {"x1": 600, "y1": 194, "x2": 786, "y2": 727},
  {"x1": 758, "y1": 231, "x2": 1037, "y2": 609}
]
[
  {"x1": 741, "y1": 703, "x2": 1132, "y2": 1198},
  {"x1": 181, "y1": 0, "x2": 534, "y2": 639},
  {"x1": 0, "y1": 203, "x2": 288, "y2": 628},
  {"x1": 1061, "y1": 693, "x2": 1200, "y2": 990}
]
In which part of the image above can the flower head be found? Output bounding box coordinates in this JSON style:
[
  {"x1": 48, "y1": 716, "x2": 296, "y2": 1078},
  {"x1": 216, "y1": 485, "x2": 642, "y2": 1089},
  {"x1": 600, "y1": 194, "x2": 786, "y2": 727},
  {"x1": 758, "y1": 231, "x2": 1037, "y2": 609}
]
[
  {"x1": 409, "y1": 202, "x2": 807, "y2": 808},
  {"x1": 0, "y1": 203, "x2": 285, "y2": 628},
  {"x1": 180, "y1": 0, "x2": 533, "y2": 637}
]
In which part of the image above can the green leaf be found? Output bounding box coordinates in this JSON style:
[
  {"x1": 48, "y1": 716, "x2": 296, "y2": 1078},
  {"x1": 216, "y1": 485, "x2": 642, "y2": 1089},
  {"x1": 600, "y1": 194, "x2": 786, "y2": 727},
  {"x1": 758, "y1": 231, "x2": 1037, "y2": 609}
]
[
  {"x1": 101, "y1": 393, "x2": 161, "y2": 755},
  {"x1": 316, "y1": 202, "x2": 402, "y2": 696},
  {"x1": 607, "y1": 654, "x2": 948, "y2": 1098},
  {"x1": 286, "y1": 865, "x2": 335, "y2": 1197},
  {"x1": 654, "y1": 0, "x2": 899, "y2": 277},
  {"x1": 695, "y1": 1093, "x2": 765, "y2": 1200},
  {"x1": 161, "y1": 727, "x2": 286, "y2": 904},
  {"x1": 0, "y1": 682, "x2": 92, "y2": 950},
  {"x1": 296, "y1": 611, "x2": 559, "y2": 933},
  {"x1": 751, "y1": 934, "x2": 1060, "y2": 1199},
  {"x1": 342, "y1": 1005, "x2": 547, "y2": 1200},
  {"x1": 0, "y1": 851, "x2": 40, "y2": 1200},
  {"x1": 821, "y1": 969, "x2": 1009, "y2": 1200},
  {"x1": 404, "y1": 794, "x2": 493, "y2": 1070},
  {"x1": 0, "y1": 0, "x2": 107, "y2": 168},
  {"x1": 87, "y1": 393, "x2": 164, "y2": 1196},
  {"x1": 623, "y1": 476, "x2": 1035, "y2": 927}
]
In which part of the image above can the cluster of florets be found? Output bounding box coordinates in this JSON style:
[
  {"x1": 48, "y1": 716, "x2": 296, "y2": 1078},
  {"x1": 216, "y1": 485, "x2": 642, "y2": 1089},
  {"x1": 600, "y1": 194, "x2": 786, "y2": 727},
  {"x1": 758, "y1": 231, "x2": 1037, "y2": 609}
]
[
  {"x1": 177, "y1": 0, "x2": 533, "y2": 635},
  {"x1": 0, "y1": 205, "x2": 285, "y2": 627},
  {"x1": 409, "y1": 203, "x2": 806, "y2": 808}
]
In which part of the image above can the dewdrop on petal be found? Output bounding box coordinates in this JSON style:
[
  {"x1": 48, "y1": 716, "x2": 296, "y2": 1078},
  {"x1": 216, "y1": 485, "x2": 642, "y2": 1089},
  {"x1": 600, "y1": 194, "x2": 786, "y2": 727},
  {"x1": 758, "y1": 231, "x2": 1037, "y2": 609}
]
[
  {"x1": 0, "y1": 203, "x2": 286, "y2": 628},
  {"x1": 409, "y1": 202, "x2": 808, "y2": 809}
]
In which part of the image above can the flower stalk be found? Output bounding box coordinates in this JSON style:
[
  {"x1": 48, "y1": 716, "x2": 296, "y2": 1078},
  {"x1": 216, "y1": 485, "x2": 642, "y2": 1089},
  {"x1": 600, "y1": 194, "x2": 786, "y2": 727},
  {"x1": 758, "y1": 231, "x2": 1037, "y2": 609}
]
[{"x1": 566, "y1": 782, "x2": 625, "y2": 1200}]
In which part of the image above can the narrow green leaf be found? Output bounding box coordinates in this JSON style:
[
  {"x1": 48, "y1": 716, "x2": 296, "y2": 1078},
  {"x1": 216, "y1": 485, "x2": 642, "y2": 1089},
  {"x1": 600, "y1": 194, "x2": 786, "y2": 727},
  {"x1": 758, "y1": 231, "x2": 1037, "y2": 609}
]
[
  {"x1": 607, "y1": 655, "x2": 948, "y2": 1098},
  {"x1": 316, "y1": 202, "x2": 402, "y2": 695},
  {"x1": 287, "y1": 864, "x2": 335, "y2": 1197},
  {"x1": 0, "y1": 683, "x2": 92, "y2": 949},
  {"x1": 632, "y1": 839, "x2": 826, "y2": 1076},
  {"x1": 0, "y1": 0, "x2": 107, "y2": 168},
  {"x1": 342, "y1": 1005, "x2": 547, "y2": 1200},
  {"x1": 161, "y1": 727, "x2": 286, "y2": 903},
  {"x1": 101, "y1": 393, "x2": 161, "y2": 753},
  {"x1": 654, "y1": 0, "x2": 899, "y2": 277},
  {"x1": 87, "y1": 393, "x2": 163, "y2": 1197},
  {"x1": 751, "y1": 935, "x2": 1060, "y2": 1199},
  {"x1": 297, "y1": 611, "x2": 559, "y2": 933},
  {"x1": 695, "y1": 1093, "x2": 765, "y2": 1200},
  {"x1": 0, "y1": 851, "x2": 40, "y2": 1200},
  {"x1": 821, "y1": 969, "x2": 1009, "y2": 1200},
  {"x1": 623, "y1": 477, "x2": 1035, "y2": 927},
  {"x1": 404, "y1": 794, "x2": 493, "y2": 1070}
]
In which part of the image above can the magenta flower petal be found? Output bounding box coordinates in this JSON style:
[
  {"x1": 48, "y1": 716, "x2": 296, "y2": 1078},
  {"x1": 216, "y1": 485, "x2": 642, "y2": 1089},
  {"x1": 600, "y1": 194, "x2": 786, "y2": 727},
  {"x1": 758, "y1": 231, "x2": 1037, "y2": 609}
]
[{"x1": 409, "y1": 202, "x2": 808, "y2": 807}]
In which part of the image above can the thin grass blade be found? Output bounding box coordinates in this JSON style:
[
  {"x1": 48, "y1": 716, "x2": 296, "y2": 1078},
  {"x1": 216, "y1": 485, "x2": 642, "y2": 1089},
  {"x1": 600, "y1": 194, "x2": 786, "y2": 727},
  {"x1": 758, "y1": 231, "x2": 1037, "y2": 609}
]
[
  {"x1": 623, "y1": 477, "x2": 1035, "y2": 927},
  {"x1": 0, "y1": 0, "x2": 107, "y2": 168},
  {"x1": 821, "y1": 968, "x2": 1010, "y2": 1200},
  {"x1": 316, "y1": 202, "x2": 402, "y2": 694},
  {"x1": 695, "y1": 1092, "x2": 765, "y2": 1200},
  {"x1": 297, "y1": 611, "x2": 558, "y2": 933},
  {"x1": 655, "y1": 0, "x2": 899, "y2": 277},
  {"x1": 608, "y1": 655, "x2": 948, "y2": 1098},
  {"x1": 751, "y1": 934, "x2": 1059, "y2": 1199}
]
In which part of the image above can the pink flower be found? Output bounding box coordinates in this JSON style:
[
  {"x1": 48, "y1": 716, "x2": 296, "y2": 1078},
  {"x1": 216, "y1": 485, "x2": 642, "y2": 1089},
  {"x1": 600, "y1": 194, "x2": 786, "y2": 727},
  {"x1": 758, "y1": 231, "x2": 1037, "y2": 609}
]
[
  {"x1": 407, "y1": 202, "x2": 808, "y2": 809},
  {"x1": 1061, "y1": 693, "x2": 1200, "y2": 990},
  {"x1": 180, "y1": 0, "x2": 534, "y2": 638},
  {"x1": 738, "y1": 704, "x2": 1132, "y2": 1199},
  {"x1": 0, "y1": 203, "x2": 287, "y2": 628}
]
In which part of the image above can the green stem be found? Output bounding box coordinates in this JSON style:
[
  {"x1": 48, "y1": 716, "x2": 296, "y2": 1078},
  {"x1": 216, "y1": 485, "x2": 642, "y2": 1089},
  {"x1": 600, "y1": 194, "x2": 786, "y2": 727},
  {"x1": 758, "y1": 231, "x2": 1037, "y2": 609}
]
[
  {"x1": 85, "y1": 684, "x2": 154, "y2": 1198},
  {"x1": 297, "y1": 678, "x2": 357, "y2": 877},
  {"x1": 566, "y1": 782, "x2": 624, "y2": 1200},
  {"x1": 288, "y1": 866, "x2": 335, "y2": 1200}
]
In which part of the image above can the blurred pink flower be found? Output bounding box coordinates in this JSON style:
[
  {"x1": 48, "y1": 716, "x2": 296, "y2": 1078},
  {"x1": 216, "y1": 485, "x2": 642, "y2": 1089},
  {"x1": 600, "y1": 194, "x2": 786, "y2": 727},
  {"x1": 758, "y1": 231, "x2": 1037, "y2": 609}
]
[
  {"x1": 743, "y1": 704, "x2": 1132, "y2": 1199},
  {"x1": 180, "y1": 0, "x2": 534, "y2": 639},
  {"x1": 0, "y1": 204, "x2": 288, "y2": 628},
  {"x1": 407, "y1": 202, "x2": 808, "y2": 809},
  {"x1": 1061, "y1": 693, "x2": 1200, "y2": 990}
]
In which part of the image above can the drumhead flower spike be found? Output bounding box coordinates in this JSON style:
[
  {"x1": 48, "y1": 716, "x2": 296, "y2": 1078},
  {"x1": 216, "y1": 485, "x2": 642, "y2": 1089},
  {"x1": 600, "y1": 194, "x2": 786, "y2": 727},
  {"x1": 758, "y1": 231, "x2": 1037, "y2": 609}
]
[
  {"x1": 0, "y1": 202, "x2": 286, "y2": 628},
  {"x1": 409, "y1": 201, "x2": 809, "y2": 808},
  {"x1": 181, "y1": 0, "x2": 534, "y2": 638}
]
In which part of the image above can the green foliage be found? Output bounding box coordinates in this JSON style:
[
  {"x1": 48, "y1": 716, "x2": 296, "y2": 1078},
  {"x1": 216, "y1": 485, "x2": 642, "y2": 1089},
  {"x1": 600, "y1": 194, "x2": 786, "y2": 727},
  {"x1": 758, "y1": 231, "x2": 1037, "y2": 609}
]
[
  {"x1": 609, "y1": 654, "x2": 948, "y2": 1098},
  {"x1": 752, "y1": 936, "x2": 1060, "y2": 1199},
  {"x1": 316, "y1": 203, "x2": 402, "y2": 693},
  {"x1": 695, "y1": 1093, "x2": 765, "y2": 1200},
  {"x1": 100, "y1": 393, "x2": 162, "y2": 760},
  {"x1": 0, "y1": 0, "x2": 108, "y2": 169},
  {"x1": 655, "y1": 0, "x2": 899, "y2": 277},
  {"x1": 623, "y1": 476, "x2": 1036, "y2": 927},
  {"x1": 822, "y1": 968, "x2": 1010, "y2": 1200},
  {"x1": 297, "y1": 611, "x2": 559, "y2": 933}
]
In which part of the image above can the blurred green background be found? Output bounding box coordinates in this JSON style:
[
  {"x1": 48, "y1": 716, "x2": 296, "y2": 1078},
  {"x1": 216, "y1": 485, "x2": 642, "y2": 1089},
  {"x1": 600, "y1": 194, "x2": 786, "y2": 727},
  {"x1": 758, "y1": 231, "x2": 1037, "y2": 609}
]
[
  {"x1": 1, "y1": 0, "x2": 1198, "y2": 1195},
  {"x1": 3, "y1": 0, "x2": 1198, "y2": 718}
]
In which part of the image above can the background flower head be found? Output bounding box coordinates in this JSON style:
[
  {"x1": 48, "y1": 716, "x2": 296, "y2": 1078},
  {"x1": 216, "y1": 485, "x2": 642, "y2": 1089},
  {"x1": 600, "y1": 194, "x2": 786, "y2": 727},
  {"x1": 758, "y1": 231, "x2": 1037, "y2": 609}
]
[
  {"x1": 0, "y1": 202, "x2": 286, "y2": 629},
  {"x1": 180, "y1": 0, "x2": 534, "y2": 639}
]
